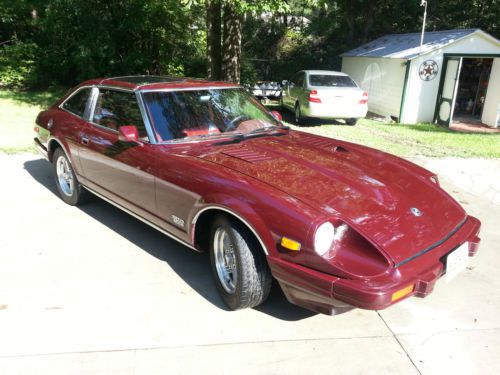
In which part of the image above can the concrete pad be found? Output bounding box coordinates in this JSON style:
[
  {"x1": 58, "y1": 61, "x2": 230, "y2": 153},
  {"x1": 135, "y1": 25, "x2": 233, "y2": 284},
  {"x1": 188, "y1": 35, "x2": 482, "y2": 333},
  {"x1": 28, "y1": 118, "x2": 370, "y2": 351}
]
[
  {"x1": 2, "y1": 153, "x2": 499, "y2": 374},
  {"x1": 0, "y1": 337, "x2": 419, "y2": 375},
  {"x1": 0, "y1": 155, "x2": 390, "y2": 359},
  {"x1": 398, "y1": 329, "x2": 500, "y2": 375}
]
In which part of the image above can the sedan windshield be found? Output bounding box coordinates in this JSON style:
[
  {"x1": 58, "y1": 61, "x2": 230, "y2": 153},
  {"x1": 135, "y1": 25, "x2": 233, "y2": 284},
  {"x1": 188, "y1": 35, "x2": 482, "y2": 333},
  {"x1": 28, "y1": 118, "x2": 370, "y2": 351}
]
[
  {"x1": 142, "y1": 88, "x2": 280, "y2": 142},
  {"x1": 309, "y1": 75, "x2": 357, "y2": 87}
]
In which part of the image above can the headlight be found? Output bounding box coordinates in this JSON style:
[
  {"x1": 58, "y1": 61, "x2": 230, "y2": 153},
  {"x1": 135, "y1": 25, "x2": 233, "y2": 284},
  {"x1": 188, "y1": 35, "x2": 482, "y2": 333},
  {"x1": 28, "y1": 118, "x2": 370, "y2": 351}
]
[{"x1": 314, "y1": 222, "x2": 335, "y2": 256}]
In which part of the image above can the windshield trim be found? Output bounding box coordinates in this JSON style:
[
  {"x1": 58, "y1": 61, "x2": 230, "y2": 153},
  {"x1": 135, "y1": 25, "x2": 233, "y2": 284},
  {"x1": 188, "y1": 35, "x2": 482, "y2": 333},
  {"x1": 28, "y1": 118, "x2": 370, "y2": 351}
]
[{"x1": 139, "y1": 85, "x2": 238, "y2": 93}]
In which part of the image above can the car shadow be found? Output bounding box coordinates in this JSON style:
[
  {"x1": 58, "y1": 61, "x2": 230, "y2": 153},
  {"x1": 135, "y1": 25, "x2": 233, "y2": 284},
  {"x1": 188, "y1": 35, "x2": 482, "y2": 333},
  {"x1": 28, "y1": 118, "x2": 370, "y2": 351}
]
[
  {"x1": 23, "y1": 157, "x2": 317, "y2": 321},
  {"x1": 271, "y1": 106, "x2": 346, "y2": 127}
]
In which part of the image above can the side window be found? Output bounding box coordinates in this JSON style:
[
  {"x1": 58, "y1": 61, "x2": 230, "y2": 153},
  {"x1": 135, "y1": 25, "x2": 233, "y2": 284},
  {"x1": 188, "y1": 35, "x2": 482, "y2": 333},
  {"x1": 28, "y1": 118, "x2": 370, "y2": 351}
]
[
  {"x1": 93, "y1": 89, "x2": 148, "y2": 140},
  {"x1": 62, "y1": 88, "x2": 91, "y2": 117}
]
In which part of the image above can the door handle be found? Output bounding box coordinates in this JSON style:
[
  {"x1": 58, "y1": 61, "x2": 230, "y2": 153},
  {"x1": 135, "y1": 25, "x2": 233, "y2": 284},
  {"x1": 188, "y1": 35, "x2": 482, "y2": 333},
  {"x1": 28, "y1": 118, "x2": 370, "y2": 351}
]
[{"x1": 81, "y1": 136, "x2": 89, "y2": 145}]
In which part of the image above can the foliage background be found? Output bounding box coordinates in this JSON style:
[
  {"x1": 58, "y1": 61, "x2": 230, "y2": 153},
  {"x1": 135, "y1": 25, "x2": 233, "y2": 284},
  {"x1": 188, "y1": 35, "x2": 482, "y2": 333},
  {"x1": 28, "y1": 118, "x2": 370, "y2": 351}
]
[{"x1": 1, "y1": 0, "x2": 498, "y2": 88}]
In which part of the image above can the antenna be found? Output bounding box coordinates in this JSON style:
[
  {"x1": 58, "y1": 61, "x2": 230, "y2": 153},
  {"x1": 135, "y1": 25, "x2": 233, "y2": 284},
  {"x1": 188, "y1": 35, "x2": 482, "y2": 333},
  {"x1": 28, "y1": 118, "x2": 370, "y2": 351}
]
[{"x1": 420, "y1": 1, "x2": 428, "y2": 55}]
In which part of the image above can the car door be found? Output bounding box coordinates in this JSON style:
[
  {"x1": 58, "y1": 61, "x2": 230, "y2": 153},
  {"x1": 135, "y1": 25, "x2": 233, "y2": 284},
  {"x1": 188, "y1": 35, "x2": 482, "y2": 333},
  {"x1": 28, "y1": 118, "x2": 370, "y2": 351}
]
[
  {"x1": 78, "y1": 87, "x2": 157, "y2": 218},
  {"x1": 288, "y1": 72, "x2": 305, "y2": 108},
  {"x1": 294, "y1": 72, "x2": 306, "y2": 106},
  {"x1": 56, "y1": 87, "x2": 94, "y2": 176}
]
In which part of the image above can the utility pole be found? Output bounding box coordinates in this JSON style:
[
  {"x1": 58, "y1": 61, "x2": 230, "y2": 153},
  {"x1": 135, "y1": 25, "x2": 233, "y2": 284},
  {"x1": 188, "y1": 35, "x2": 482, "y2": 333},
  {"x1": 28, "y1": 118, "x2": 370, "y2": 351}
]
[{"x1": 420, "y1": 1, "x2": 428, "y2": 54}]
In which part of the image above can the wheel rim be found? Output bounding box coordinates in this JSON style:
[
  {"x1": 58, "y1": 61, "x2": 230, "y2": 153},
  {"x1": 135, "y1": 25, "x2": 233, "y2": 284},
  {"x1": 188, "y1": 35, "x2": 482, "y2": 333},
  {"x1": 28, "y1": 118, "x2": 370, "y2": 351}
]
[
  {"x1": 295, "y1": 105, "x2": 300, "y2": 123},
  {"x1": 56, "y1": 155, "x2": 74, "y2": 196},
  {"x1": 213, "y1": 227, "x2": 238, "y2": 294}
]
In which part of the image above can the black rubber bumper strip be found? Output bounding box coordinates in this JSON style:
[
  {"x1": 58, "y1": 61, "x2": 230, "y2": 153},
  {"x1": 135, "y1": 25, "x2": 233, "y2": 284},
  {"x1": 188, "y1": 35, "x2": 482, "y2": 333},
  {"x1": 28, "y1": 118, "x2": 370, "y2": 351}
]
[{"x1": 396, "y1": 217, "x2": 468, "y2": 267}]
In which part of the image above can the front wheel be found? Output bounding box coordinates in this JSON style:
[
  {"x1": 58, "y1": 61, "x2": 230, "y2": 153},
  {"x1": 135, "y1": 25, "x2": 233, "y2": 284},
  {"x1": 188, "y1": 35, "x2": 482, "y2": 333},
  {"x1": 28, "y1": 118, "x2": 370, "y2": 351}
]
[
  {"x1": 209, "y1": 215, "x2": 272, "y2": 310},
  {"x1": 53, "y1": 147, "x2": 88, "y2": 206},
  {"x1": 345, "y1": 118, "x2": 358, "y2": 126}
]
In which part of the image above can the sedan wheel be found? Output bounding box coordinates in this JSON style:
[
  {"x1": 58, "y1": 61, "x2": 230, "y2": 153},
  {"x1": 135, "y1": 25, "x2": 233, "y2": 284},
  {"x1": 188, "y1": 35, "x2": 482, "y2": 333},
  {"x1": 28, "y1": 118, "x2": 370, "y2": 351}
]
[
  {"x1": 209, "y1": 215, "x2": 272, "y2": 310},
  {"x1": 294, "y1": 103, "x2": 302, "y2": 125},
  {"x1": 53, "y1": 147, "x2": 88, "y2": 206}
]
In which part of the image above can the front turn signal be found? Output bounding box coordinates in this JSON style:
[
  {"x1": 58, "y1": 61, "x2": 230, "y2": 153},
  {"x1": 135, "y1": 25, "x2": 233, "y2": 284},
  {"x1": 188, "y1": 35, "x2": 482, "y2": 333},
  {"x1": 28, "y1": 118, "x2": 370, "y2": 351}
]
[
  {"x1": 281, "y1": 237, "x2": 301, "y2": 251},
  {"x1": 391, "y1": 284, "x2": 415, "y2": 302}
]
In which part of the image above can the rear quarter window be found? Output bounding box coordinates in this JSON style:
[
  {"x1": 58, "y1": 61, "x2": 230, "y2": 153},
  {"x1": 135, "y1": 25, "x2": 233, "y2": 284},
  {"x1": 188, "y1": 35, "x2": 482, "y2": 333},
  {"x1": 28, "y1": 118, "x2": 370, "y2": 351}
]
[
  {"x1": 62, "y1": 88, "x2": 91, "y2": 117},
  {"x1": 309, "y1": 75, "x2": 357, "y2": 87}
]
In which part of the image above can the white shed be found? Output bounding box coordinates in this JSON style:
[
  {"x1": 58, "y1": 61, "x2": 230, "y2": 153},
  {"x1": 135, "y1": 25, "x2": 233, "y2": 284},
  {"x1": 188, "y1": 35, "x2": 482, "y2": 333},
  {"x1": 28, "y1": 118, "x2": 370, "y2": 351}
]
[{"x1": 341, "y1": 29, "x2": 500, "y2": 128}]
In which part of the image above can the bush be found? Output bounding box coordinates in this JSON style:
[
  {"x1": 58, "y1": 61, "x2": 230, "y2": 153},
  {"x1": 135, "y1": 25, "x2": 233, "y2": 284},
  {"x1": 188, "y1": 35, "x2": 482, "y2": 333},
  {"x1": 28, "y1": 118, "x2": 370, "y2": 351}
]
[{"x1": 0, "y1": 41, "x2": 37, "y2": 89}]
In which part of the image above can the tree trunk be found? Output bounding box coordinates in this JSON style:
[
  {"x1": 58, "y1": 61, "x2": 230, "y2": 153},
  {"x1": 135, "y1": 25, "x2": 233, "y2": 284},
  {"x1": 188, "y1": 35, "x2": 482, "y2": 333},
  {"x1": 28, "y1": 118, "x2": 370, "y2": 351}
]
[
  {"x1": 221, "y1": 2, "x2": 242, "y2": 83},
  {"x1": 361, "y1": 0, "x2": 378, "y2": 43},
  {"x1": 206, "y1": 0, "x2": 222, "y2": 80}
]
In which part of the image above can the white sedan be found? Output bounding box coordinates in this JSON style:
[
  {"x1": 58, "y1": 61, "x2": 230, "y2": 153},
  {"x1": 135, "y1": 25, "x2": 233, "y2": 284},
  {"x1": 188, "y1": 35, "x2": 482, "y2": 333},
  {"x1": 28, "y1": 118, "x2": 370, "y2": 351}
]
[{"x1": 281, "y1": 70, "x2": 368, "y2": 125}]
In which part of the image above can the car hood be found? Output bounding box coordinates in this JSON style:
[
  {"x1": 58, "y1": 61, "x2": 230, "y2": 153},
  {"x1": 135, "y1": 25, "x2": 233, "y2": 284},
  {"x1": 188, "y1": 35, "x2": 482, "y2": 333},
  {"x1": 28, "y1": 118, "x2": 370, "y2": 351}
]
[{"x1": 199, "y1": 131, "x2": 466, "y2": 265}]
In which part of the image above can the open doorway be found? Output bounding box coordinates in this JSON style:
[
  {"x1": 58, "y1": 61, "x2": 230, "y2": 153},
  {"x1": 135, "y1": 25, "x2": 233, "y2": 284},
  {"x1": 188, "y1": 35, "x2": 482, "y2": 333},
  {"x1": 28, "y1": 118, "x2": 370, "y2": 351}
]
[{"x1": 453, "y1": 58, "x2": 493, "y2": 122}]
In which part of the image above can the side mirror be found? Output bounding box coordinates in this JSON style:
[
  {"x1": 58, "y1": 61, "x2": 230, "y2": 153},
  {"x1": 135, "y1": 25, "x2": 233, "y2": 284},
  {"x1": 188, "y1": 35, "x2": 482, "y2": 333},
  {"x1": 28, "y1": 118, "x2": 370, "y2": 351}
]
[
  {"x1": 270, "y1": 110, "x2": 283, "y2": 122},
  {"x1": 281, "y1": 80, "x2": 288, "y2": 86},
  {"x1": 118, "y1": 125, "x2": 142, "y2": 145}
]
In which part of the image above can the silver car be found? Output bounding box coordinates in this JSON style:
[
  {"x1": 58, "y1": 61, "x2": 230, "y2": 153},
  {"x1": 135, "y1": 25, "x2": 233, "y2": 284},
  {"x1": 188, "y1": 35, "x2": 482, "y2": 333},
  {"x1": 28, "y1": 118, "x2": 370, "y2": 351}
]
[{"x1": 281, "y1": 70, "x2": 368, "y2": 125}]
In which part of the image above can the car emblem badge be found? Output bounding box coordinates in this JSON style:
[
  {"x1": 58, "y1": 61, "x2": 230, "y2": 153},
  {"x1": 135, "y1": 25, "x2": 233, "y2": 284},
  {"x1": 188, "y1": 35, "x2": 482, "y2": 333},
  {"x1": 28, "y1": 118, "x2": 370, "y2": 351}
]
[
  {"x1": 410, "y1": 207, "x2": 423, "y2": 217},
  {"x1": 171, "y1": 215, "x2": 185, "y2": 227}
]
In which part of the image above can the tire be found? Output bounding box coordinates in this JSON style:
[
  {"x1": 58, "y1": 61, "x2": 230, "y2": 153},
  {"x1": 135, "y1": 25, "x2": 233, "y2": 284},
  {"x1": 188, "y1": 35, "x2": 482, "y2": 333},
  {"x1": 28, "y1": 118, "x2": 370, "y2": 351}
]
[
  {"x1": 209, "y1": 215, "x2": 272, "y2": 310},
  {"x1": 52, "y1": 147, "x2": 88, "y2": 206},
  {"x1": 346, "y1": 118, "x2": 358, "y2": 126},
  {"x1": 294, "y1": 102, "x2": 303, "y2": 125}
]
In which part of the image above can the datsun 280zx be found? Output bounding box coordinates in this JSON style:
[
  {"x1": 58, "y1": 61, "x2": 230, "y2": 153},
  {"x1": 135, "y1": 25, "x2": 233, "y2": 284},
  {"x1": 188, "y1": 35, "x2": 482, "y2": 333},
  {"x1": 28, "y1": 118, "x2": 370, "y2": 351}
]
[{"x1": 34, "y1": 76, "x2": 481, "y2": 314}]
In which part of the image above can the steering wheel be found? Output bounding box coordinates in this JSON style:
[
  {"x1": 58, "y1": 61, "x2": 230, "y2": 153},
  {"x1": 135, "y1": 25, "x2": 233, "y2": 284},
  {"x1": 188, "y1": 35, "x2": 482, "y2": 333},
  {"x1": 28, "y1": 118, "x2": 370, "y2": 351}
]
[{"x1": 228, "y1": 114, "x2": 249, "y2": 130}]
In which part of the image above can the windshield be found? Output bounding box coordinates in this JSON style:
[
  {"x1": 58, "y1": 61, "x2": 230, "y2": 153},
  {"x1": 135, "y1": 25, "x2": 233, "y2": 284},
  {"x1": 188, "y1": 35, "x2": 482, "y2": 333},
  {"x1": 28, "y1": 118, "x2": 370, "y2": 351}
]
[
  {"x1": 309, "y1": 75, "x2": 357, "y2": 87},
  {"x1": 142, "y1": 88, "x2": 280, "y2": 142}
]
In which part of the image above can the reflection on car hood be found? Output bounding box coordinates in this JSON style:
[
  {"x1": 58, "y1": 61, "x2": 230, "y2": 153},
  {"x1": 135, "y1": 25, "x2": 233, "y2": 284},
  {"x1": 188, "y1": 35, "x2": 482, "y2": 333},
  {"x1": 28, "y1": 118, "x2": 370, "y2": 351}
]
[{"x1": 199, "y1": 131, "x2": 466, "y2": 264}]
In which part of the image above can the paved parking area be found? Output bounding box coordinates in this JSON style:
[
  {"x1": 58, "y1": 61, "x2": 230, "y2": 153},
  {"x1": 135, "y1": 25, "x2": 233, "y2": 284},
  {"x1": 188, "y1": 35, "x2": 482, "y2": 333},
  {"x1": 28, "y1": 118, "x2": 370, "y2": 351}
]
[{"x1": 1, "y1": 153, "x2": 499, "y2": 374}]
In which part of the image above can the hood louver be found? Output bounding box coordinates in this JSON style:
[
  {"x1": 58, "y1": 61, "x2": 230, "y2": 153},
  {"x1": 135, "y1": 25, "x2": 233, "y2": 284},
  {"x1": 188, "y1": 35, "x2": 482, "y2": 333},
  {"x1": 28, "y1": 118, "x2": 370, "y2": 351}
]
[{"x1": 222, "y1": 148, "x2": 274, "y2": 163}]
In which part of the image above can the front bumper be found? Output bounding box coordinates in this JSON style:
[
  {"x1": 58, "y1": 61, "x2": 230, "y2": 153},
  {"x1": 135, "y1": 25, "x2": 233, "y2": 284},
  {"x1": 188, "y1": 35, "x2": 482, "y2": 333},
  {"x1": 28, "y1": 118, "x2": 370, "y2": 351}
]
[{"x1": 268, "y1": 215, "x2": 481, "y2": 315}]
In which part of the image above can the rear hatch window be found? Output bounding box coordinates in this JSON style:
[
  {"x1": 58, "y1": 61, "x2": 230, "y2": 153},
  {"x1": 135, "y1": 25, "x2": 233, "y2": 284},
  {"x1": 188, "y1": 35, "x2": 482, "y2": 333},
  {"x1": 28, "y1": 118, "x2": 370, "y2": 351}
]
[{"x1": 309, "y1": 75, "x2": 357, "y2": 87}]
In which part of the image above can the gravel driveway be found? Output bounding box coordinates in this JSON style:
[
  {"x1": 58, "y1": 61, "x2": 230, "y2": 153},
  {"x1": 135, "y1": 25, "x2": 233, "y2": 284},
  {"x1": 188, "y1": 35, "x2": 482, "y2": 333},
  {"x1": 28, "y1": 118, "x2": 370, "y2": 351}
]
[{"x1": 0, "y1": 153, "x2": 499, "y2": 375}]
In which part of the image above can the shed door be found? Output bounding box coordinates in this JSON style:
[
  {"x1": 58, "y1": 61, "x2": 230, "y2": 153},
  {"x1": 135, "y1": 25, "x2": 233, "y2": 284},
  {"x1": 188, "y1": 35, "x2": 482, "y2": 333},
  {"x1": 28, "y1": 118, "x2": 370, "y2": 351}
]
[{"x1": 436, "y1": 57, "x2": 462, "y2": 126}]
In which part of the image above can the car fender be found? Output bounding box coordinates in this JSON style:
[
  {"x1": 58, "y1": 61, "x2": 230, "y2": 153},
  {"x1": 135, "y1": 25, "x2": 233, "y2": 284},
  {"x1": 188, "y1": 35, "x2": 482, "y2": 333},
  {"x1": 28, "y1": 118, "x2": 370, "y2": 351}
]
[
  {"x1": 189, "y1": 194, "x2": 276, "y2": 257},
  {"x1": 47, "y1": 136, "x2": 72, "y2": 163}
]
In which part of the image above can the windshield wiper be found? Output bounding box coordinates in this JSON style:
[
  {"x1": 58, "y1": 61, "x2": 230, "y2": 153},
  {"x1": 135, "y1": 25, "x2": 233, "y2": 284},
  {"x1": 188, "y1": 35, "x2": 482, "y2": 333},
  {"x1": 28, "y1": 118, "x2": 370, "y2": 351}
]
[
  {"x1": 212, "y1": 126, "x2": 289, "y2": 146},
  {"x1": 240, "y1": 125, "x2": 289, "y2": 139}
]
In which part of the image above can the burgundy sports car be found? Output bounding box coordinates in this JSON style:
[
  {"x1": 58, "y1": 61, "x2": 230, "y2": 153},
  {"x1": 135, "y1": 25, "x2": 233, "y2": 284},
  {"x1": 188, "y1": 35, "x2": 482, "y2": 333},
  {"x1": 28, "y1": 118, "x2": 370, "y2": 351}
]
[{"x1": 34, "y1": 76, "x2": 481, "y2": 315}]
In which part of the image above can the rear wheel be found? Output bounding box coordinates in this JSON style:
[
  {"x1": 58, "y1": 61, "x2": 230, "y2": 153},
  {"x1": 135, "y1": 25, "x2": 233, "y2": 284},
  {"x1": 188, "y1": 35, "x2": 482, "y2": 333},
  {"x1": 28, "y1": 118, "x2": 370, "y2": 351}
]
[
  {"x1": 53, "y1": 147, "x2": 88, "y2": 206},
  {"x1": 346, "y1": 118, "x2": 358, "y2": 126},
  {"x1": 209, "y1": 215, "x2": 272, "y2": 310}
]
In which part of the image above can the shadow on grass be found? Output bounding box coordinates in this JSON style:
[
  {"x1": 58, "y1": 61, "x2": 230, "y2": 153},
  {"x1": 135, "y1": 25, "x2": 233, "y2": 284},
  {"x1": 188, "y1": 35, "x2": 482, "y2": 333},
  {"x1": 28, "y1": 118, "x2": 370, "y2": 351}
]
[
  {"x1": 364, "y1": 118, "x2": 500, "y2": 136},
  {"x1": 266, "y1": 104, "x2": 348, "y2": 127},
  {"x1": 0, "y1": 87, "x2": 68, "y2": 108},
  {"x1": 23, "y1": 157, "x2": 318, "y2": 321}
]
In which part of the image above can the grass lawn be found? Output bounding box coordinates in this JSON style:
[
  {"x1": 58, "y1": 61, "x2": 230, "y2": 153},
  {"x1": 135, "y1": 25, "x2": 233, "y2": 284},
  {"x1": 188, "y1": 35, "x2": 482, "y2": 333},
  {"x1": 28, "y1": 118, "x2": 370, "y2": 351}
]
[
  {"x1": 0, "y1": 89, "x2": 65, "y2": 154},
  {"x1": 1, "y1": 89, "x2": 499, "y2": 158},
  {"x1": 274, "y1": 107, "x2": 500, "y2": 158}
]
